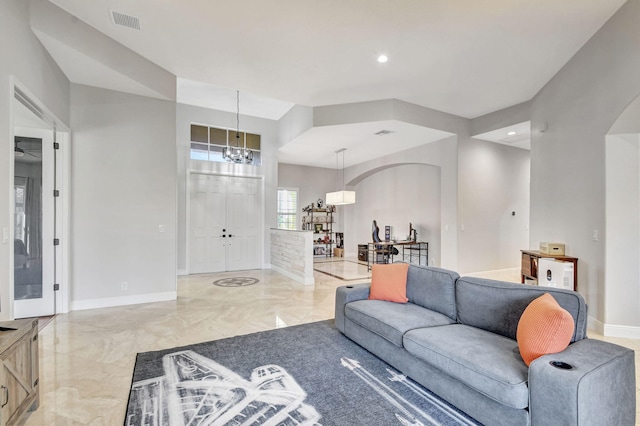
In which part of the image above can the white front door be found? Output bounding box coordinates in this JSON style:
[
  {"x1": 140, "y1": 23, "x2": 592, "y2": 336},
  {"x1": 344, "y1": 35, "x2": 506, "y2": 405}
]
[
  {"x1": 189, "y1": 174, "x2": 263, "y2": 274},
  {"x1": 189, "y1": 174, "x2": 227, "y2": 273},
  {"x1": 226, "y1": 177, "x2": 261, "y2": 271}
]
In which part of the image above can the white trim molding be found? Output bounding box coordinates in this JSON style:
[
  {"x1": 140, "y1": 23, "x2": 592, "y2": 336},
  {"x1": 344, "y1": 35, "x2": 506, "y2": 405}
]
[
  {"x1": 603, "y1": 323, "x2": 640, "y2": 339},
  {"x1": 588, "y1": 315, "x2": 640, "y2": 339},
  {"x1": 70, "y1": 291, "x2": 177, "y2": 311}
]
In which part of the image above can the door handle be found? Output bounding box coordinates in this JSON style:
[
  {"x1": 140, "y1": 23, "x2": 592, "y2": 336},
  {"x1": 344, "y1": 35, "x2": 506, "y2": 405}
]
[
  {"x1": 222, "y1": 235, "x2": 226, "y2": 238},
  {"x1": 1, "y1": 385, "x2": 8, "y2": 407},
  {"x1": 228, "y1": 234, "x2": 233, "y2": 238}
]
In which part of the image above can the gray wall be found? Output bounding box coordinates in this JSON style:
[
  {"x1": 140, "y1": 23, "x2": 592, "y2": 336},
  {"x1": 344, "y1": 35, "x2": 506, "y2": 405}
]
[
  {"x1": 352, "y1": 164, "x2": 441, "y2": 265},
  {"x1": 304, "y1": 99, "x2": 531, "y2": 273},
  {"x1": 458, "y1": 138, "x2": 530, "y2": 272},
  {"x1": 605, "y1": 134, "x2": 640, "y2": 327},
  {"x1": 176, "y1": 103, "x2": 280, "y2": 273},
  {"x1": 70, "y1": 84, "x2": 177, "y2": 305},
  {"x1": 345, "y1": 136, "x2": 459, "y2": 269},
  {"x1": 277, "y1": 164, "x2": 340, "y2": 231},
  {"x1": 0, "y1": 0, "x2": 70, "y2": 319},
  {"x1": 529, "y1": 0, "x2": 640, "y2": 325}
]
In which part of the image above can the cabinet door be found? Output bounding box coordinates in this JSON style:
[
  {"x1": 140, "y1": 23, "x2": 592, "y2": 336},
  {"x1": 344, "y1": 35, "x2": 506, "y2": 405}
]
[
  {"x1": 521, "y1": 253, "x2": 532, "y2": 277},
  {"x1": 0, "y1": 359, "x2": 4, "y2": 426},
  {"x1": 1, "y1": 332, "x2": 35, "y2": 425}
]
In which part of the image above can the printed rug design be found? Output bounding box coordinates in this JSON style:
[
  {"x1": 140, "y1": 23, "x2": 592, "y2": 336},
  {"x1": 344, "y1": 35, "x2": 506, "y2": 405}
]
[{"x1": 125, "y1": 320, "x2": 482, "y2": 426}]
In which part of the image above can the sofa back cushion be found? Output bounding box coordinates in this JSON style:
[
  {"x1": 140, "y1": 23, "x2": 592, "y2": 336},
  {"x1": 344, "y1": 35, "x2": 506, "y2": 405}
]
[
  {"x1": 455, "y1": 277, "x2": 587, "y2": 342},
  {"x1": 406, "y1": 265, "x2": 459, "y2": 320}
]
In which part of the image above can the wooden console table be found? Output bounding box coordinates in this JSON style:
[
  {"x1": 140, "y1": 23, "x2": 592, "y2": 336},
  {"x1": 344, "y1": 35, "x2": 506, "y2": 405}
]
[
  {"x1": 0, "y1": 319, "x2": 39, "y2": 425},
  {"x1": 521, "y1": 250, "x2": 578, "y2": 291}
]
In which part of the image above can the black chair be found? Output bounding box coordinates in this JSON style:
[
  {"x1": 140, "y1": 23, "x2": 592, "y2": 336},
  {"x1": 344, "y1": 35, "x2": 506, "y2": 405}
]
[{"x1": 372, "y1": 220, "x2": 397, "y2": 264}]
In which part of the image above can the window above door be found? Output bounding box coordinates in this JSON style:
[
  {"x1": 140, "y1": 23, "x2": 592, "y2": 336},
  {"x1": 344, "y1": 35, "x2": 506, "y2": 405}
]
[{"x1": 190, "y1": 124, "x2": 261, "y2": 166}]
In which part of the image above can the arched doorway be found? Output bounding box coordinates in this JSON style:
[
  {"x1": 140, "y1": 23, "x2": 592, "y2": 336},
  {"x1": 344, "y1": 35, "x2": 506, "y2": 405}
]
[{"x1": 605, "y1": 94, "x2": 640, "y2": 335}]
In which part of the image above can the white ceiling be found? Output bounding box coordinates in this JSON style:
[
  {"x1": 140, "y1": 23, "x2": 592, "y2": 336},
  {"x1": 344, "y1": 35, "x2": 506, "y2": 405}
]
[
  {"x1": 473, "y1": 121, "x2": 531, "y2": 150},
  {"x1": 47, "y1": 0, "x2": 625, "y2": 119},
  {"x1": 280, "y1": 120, "x2": 454, "y2": 168},
  {"x1": 39, "y1": 0, "x2": 624, "y2": 166},
  {"x1": 177, "y1": 78, "x2": 295, "y2": 121},
  {"x1": 33, "y1": 29, "x2": 173, "y2": 101}
]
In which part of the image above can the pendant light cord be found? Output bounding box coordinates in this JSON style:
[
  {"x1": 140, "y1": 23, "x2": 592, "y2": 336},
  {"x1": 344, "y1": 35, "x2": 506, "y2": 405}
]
[
  {"x1": 336, "y1": 151, "x2": 339, "y2": 191},
  {"x1": 334, "y1": 148, "x2": 347, "y2": 191},
  {"x1": 236, "y1": 90, "x2": 240, "y2": 148},
  {"x1": 342, "y1": 149, "x2": 345, "y2": 190}
]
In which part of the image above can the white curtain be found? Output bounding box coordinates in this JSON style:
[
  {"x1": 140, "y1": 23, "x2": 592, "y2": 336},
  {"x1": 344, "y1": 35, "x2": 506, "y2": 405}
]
[{"x1": 24, "y1": 176, "x2": 41, "y2": 259}]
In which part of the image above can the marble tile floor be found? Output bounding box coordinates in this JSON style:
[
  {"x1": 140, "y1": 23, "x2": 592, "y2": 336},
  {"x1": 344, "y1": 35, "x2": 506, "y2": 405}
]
[
  {"x1": 313, "y1": 257, "x2": 371, "y2": 281},
  {"x1": 23, "y1": 267, "x2": 639, "y2": 425}
]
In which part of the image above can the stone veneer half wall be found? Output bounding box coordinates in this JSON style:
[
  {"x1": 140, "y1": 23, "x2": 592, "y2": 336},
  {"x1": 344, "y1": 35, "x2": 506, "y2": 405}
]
[{"x1": 270, "y1": 229, "x2": 315, "y2": 285}]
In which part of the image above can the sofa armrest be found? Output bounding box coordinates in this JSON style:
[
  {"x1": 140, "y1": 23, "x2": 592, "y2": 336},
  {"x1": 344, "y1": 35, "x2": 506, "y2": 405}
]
[
  {"x1": 529, "y1": 338, "x2": 635, "y2": 426},
  {"x1": 334, "y1": 283, "x2": 370, "y2": 333}
]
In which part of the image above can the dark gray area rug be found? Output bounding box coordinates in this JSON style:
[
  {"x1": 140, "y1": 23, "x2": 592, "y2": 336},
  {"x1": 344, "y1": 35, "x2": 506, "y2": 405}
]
[{"x1": 125, "y1": 320, "x2": 482, "y2": 426}]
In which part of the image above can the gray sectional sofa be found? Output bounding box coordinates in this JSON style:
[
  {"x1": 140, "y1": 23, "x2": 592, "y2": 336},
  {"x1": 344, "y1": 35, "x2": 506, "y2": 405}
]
[{"x1": 335, "y1": 264, "x2": 636, "y2": 426}]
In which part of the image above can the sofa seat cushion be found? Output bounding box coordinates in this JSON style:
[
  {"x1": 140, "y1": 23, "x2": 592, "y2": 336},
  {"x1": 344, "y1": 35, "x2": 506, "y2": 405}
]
[
  {"x1": 404, "y1": 324, "x2": 529, "y2": 409},
  {"x1": 345, "y1": 300, "x2": 455, "y2": 347}
]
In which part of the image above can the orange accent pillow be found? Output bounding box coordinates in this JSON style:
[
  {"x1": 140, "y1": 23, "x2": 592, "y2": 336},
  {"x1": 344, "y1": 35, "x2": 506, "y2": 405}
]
[
  {"x1": 368, "y1": 263, "x2": 409, "y2": 303},
  {"x1": 516, "y1": 293, "x2": 575, "y2": 366}
]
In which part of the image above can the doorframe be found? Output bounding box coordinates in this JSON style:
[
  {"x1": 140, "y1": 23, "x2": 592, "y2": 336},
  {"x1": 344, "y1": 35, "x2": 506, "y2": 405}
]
[
  {"x1": 186, "y1": 170, "x2": 265, "y2": 275},
  {"x1": 6, "y1": 77, "x2": 71, "y2": 320}
]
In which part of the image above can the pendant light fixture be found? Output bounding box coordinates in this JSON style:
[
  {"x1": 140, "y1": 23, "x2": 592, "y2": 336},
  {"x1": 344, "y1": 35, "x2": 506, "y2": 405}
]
[
  {"x1": 326, "y1": 148, "x2": 356, "y2": 205},
  {"x1": 222, "y1": 90, "x2": 254, "y2": 164}
]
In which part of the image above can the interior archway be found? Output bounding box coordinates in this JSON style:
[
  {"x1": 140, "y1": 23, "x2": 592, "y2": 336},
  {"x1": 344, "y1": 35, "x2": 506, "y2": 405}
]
[
  {"x1": 605, "y1": 94, "x2": 640, "y2": 335},
  {"x1": 344, "y1": 163, "x2": 442, "y2": 266}
]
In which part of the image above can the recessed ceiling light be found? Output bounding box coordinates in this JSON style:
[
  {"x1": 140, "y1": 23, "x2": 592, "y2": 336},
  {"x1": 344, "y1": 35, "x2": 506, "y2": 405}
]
[
  {"x1": 507, "y1": 131, "x2": 517, "y2": 136},
  {"x1": 377, "y1": 55, "x2": 388, "y2": 63}
]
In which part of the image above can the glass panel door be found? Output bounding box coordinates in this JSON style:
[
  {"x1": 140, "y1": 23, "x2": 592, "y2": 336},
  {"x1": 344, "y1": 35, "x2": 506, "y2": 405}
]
[
  {"x1": 13, "y1": 137, "x2": 44, "y2": 301},
  {"x1": 13, "y1": 128, "x2": 55, "y2": 317}
]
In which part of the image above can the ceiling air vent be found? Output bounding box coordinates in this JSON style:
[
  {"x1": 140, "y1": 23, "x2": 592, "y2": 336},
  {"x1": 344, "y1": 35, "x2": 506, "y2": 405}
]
[
  {"x1": 499, "y1": 133, "x2": 529, "y2": 144},
  {"x1": 374, "y1": 130, "x2": 394, "y2": 136},
  {"x1": 110, "y1": 10, "x2": 141, "y2": 31}
]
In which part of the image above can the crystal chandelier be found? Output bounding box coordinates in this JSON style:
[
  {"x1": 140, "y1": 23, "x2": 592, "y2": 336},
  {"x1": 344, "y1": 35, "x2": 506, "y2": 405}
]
[{"x1": 223, "y1": 90, "x2": 254, "y2": 164}]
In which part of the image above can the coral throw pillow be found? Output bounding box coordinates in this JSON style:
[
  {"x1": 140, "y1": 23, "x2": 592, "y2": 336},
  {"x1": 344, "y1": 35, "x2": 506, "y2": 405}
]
[
  {"x1": 368, "y1": 263, "x2": 410, "y2": 303},
  {"x1": 516, "y1": 293, "x2": 575, "y2": 366}
]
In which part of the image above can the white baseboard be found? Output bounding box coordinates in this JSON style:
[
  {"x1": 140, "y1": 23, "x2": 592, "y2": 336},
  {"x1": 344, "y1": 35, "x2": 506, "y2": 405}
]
[
  {"x1": 588, "y1": 315, "x2": 640, "y2": 338},
  {"x1": 603, "y1": 323, "x2": 640, "y2": 339},
  {"x1": 271, "y1": 265, "x2": 314, "y2": 285},
  {"x1": 70, "y1": 291, "x2": 177, "y2": 311}
]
